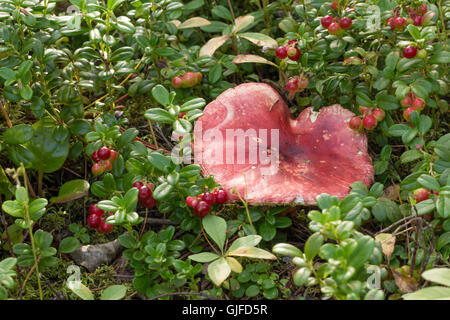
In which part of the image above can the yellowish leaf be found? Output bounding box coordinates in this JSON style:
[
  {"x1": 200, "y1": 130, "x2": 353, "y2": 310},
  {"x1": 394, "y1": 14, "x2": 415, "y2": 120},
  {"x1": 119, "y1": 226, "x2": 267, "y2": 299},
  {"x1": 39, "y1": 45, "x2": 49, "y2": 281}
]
[
  {"x1": 199, "y1": 35, "x2": 230, "y2": 57},
  {"x1": 375, "y1": 233, "x2": 396, "y2": 260},
  {"x1": 232, "y1": 15, "x2": 254, "y2": 33},
  {"x1": 232, "y1": 54, "x2": 278, "y2": 67},
  {"x1": 238, "y1": 32, "x2": 277, "y2": 49},
  {"x1": 225, "y1": 257, "x2": 243, "y2": 273},
  {"x1": 178, "y1": 17, "x2": 211, "y2": 29}
]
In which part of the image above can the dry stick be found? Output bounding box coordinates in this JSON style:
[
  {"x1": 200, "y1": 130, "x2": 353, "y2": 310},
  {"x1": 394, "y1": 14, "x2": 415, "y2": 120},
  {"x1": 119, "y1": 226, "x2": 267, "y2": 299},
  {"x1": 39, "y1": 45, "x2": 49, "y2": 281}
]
[
  {"x1": 139, "y1": 208, "x2": 149, "y2": 240},
  {"x1": 147, "y1": 119, "x2": 159, "y2": 149},
  {"x1": 22, "y1": 165, "x2": 36, "y2": 200},
  {"x1": 149, "y1": 291, "x2": 220, "y2": 300},
  {"x1": 0, "y1": 99, "x2": 12, "y2": 128}
]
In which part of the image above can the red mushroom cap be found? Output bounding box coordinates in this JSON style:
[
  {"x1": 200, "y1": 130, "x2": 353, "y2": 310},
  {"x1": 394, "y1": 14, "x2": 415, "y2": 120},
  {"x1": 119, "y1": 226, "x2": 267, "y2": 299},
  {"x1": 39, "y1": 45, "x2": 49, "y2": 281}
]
[{"x1": 193, "y1": 83, "x2": 374, "y2": 205}]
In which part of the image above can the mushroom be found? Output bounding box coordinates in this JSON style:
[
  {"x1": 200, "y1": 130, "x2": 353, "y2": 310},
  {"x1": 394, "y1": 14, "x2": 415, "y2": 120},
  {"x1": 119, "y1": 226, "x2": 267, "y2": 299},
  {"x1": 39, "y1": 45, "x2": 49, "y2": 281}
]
[{"x1": 193, "y1": 83, "x2": 374, "y2": 205}]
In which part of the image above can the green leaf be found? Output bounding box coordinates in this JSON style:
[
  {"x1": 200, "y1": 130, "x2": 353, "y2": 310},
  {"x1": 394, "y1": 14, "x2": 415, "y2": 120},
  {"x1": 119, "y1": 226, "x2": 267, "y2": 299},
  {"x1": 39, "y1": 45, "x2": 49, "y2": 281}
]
[
  {"x1": 293, "y1": 267, "x2": 311, "y2": 286},
  {"x1": 417, "y1": 174, "x2": 440, "y2": 191},
  {"x1": 385, "y1": 51, "x2": 399, "y2": 69},
  {"x1": 151, "y1": 85, "x2": 170, "y2": 107},
  {"x1": 258, "y1": 222, "x2": 276, "y2": 241},
  {"x1": 20, "y1": 85, "x2": 33, "y2": 100},
  {"x1": 418, "y1": 115, "x2": 432, "y2": 135},
  {"x1": 245, "y1": 284, "x2": 260, "y2": 297},
  {"x1": 272, "y1": 243, "x2": 302, "y2": 257},
  {"x1": 406, "y1": 24, "x2": 421, "y2": 40},
  {"x1": 403, "y1": 286, "x2": 450, "y2": 300},
  {"x1": 188, "y1": 252, "x2": 220, "y2": 263},
  {"x1": 67, "y1": 281, "x2": 94, "y2": 300},
  {"x1": 2, "y1": 125, "x2": 33, "y2": 144},
  {"x1": 436, "y1": 232, "x2": 450, "y2": 251},
  {"x1": 421, "y1": 268, "x2": 450, "y2": 286},
  {"x1": 388, "y1": 124, "x2": 410, "y2": 137},
  {"x1": 227, "y1": 247, "x2": 276, "y2": 260},
  {"x1": 50, "y1": 179, "x2": 89, "y2": 203},
  {"x1": 304, "y1": 232, "x2": 323, "y2": 261},
  {"x1": 429, "y1": 51, "x2": 450, "y2": 64},
  {"x1": 414, "y1": 199, "x2": 435, "y2": 216},
  {"x1": 101, "y1": 285, "x2": 127, "y2": 300},
  {"x1": 152, "y1": 182, "x2": 174, "y2": 200},
  {"x1": 207, "y1": 257, "x2": 231, "y2": 286},
  {"x1": 202, "y1": 215, "x2": 227, "y2": 252},
  {"x1": 347, "y1": 236, "x2": 375, "y2": 268},
  {"x1": 1, "y1": 201, "x2": 24, "y2": 218},
  {"x1": 59, "y1": 237, "x2": 80, "y2": 253},
  {"x1": 401, "y1": 149, "x2": 423, "y2": 163},
  {"x1": 145, "y1": 108, "x2": 174, "y2": 124},
  {"x1": 228, "y1": 235, "x2": 261, "y2": 252},
  {"x1": 238, "y1": 32, "x2": 277, "y2": 49}
]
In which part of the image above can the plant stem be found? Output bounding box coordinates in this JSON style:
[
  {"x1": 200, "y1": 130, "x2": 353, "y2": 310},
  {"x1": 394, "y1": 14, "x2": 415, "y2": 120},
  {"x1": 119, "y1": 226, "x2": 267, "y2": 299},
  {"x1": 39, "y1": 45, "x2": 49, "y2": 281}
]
[
  {"x1": 22, "y1": 165, "x2": 43, "y2": 300},
  {"x1": 0, "y1": 100, "x2": 12, "y2": 128}
]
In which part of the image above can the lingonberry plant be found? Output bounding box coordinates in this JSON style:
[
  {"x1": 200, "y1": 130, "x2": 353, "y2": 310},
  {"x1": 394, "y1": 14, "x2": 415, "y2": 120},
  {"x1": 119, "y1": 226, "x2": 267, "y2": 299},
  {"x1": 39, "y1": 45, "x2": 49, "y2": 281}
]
[{"x1": 0, "y1": 0, "x2": 448, "y2": 302}]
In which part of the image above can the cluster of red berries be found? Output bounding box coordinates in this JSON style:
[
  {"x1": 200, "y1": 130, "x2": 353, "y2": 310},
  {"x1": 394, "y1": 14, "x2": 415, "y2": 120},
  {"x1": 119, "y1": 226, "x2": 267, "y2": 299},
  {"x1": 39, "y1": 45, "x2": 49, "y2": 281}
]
[
  {"x1": 285, "y1": 76, "x2": 309, "y2": 93},
  {"x1": 321, "y1": 15, "x2": 352, "y2": 35},
  {"x1": 401, "y1": 92, "x2": 426, "y2": 121},
  {"x1": 349, "y1": 106, "x2": 385, "y2": 131},
  {"x1": 91, "y1": 147, "x2": 118, "y2": 176},
  {"x1": 87, "y1": 204, "x2": 113, "y2": 234},
  {"x1": 172, "y1": 72, "x2": 202, "y2": 88},
  {"x1": 132, "y1": 181, "x2": 157, "y2": 208},
  {"x1": 275, "y1": 40, "x2": 301, "y2": 61},
  {"x1": 185, "y1": 188, "x2": 228, "y2": 218},
  {"x1": 387, "y1": 4, "x2": 430, "y2": 30}
]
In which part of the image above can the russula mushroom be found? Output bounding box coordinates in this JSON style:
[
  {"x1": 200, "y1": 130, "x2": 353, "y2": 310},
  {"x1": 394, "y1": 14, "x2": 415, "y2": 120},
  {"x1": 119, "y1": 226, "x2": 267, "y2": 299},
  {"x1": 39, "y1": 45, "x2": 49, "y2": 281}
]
[{"x1": 193, "y1": 83, "x2": 374, "y2": 205}]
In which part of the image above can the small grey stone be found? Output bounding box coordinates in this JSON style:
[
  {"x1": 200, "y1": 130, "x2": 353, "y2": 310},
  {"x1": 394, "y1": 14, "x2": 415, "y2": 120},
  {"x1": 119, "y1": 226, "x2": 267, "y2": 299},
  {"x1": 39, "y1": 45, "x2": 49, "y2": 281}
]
[{"x1": 69, "y1": 239, "x2": 123, "y2": 272}]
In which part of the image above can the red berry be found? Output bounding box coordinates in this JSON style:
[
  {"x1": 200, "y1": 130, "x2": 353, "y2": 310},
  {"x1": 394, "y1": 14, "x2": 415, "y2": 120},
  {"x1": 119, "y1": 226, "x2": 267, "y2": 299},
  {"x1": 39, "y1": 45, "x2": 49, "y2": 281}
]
[
  {"x1": 87, "y1": 214, "x2": 101, "y2": 229},
  {"x1": 97, "y1": 147, "x2": 111, "y2": 160},
  {"x1": 387, "y1": 17, "x2": 394, "y2": 27},
  {"x1": 194, "y1": 201, "x2": 210, "y2": 218},
  {"x1": 172, "y1": 77, "x2": 182, "y2": 88},
  {"x1": 275, "y1": 46, "x2": 288, "y2": 59},
  {"x1": 287, "y1": 40, "x2": 298, "y2": 46},
  {"x1": 108, "y1": 150, "x2": 118, "y2": 162},
  {"x1": 214, "y1": 189, "x2": 228, "y2": 204},
  {"x1": 285, "y1": 79, "x2": 299, "y2": 93},
  {"x1": 339, "y1": 17, "x2": 352, "y2": 29},
  {"x1": 418, "y1": 4, "x2": 427, "y2": 14},
  {"x1": 92, "y1": 150, "x2": 100, "y2": 162},
  {"x1": 99, "y1": 160, "x2": 112, "y2": 172},
  {"x1": 140, "y1": 196, "x2": 156, "y2": 209},
  {"x1": 363, "y1": 115, "x2": 377, "y2": 130},
  {"x1": 413, "y1": 188, "x2": 430, "y2": 203},
  {"x1": 298, "y1": 76, "x2": 309, "y2": 89},
  {"x1": 328, "y1": 22, "x2": 341, "y2": 35},
  {"x1": 89, "y1": 204, "x2": 104, "y2": 216},
  {"x1": 186, "y1": 196, "x2": 199, "y2": 208},
  {"x1": 403, "y1": 46, "x2": 417, "y2": 59},
  {"x1": 412, "y1": 97, "x2": 425, "y2": 111},
  {"x1": 91, "y1": 163, "x2": 104, "y2": 176},
  {"x1": 349, "y1": 116, "x2": 362, "y2": 131},
  {"x1": 372, "y1": 108, "x2": 385, "y2": 122},
  {"x1": 287, "y1": 47, "x2": 301, "y2": 61},
  {"x1": 400, "y1": 95, "x2": 412, "y2": 107},
  {"x1": 181, "y1": 72, "x2": 198, "y2": 88},
  {"x1": 331, "y1": 1, "x2": 339, "y2": 11},
  {"x1": 97, "y1": 220, "x2": 113, "y2": 234},
  {"x1": 403, "y1": 107, "x2": 416, "y2": 121},
  {"x1": 321, "y1": 16, "x2": 333, "y2": 28},
  {"x1": 413, "y1": 15, "x2": 423, "y2": 26},
  {"x1": 201, "y1": 192, "x2": 216, "y2": 205},
  {"x1": 393, "y1": 17, "x2": 406, "y2": 28},
  {"x1": 147, "y1": 182, "x2": 155, "y2": 190},
  {"x1": 138, "y1": 186, "x2": 152, "y2": 199},
  {"x1": 194, "y1": 72, "x2": 203, "y2": 84},
  {"x1": 133, "y1": 181, "x2": 144, "y2": 189}
]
